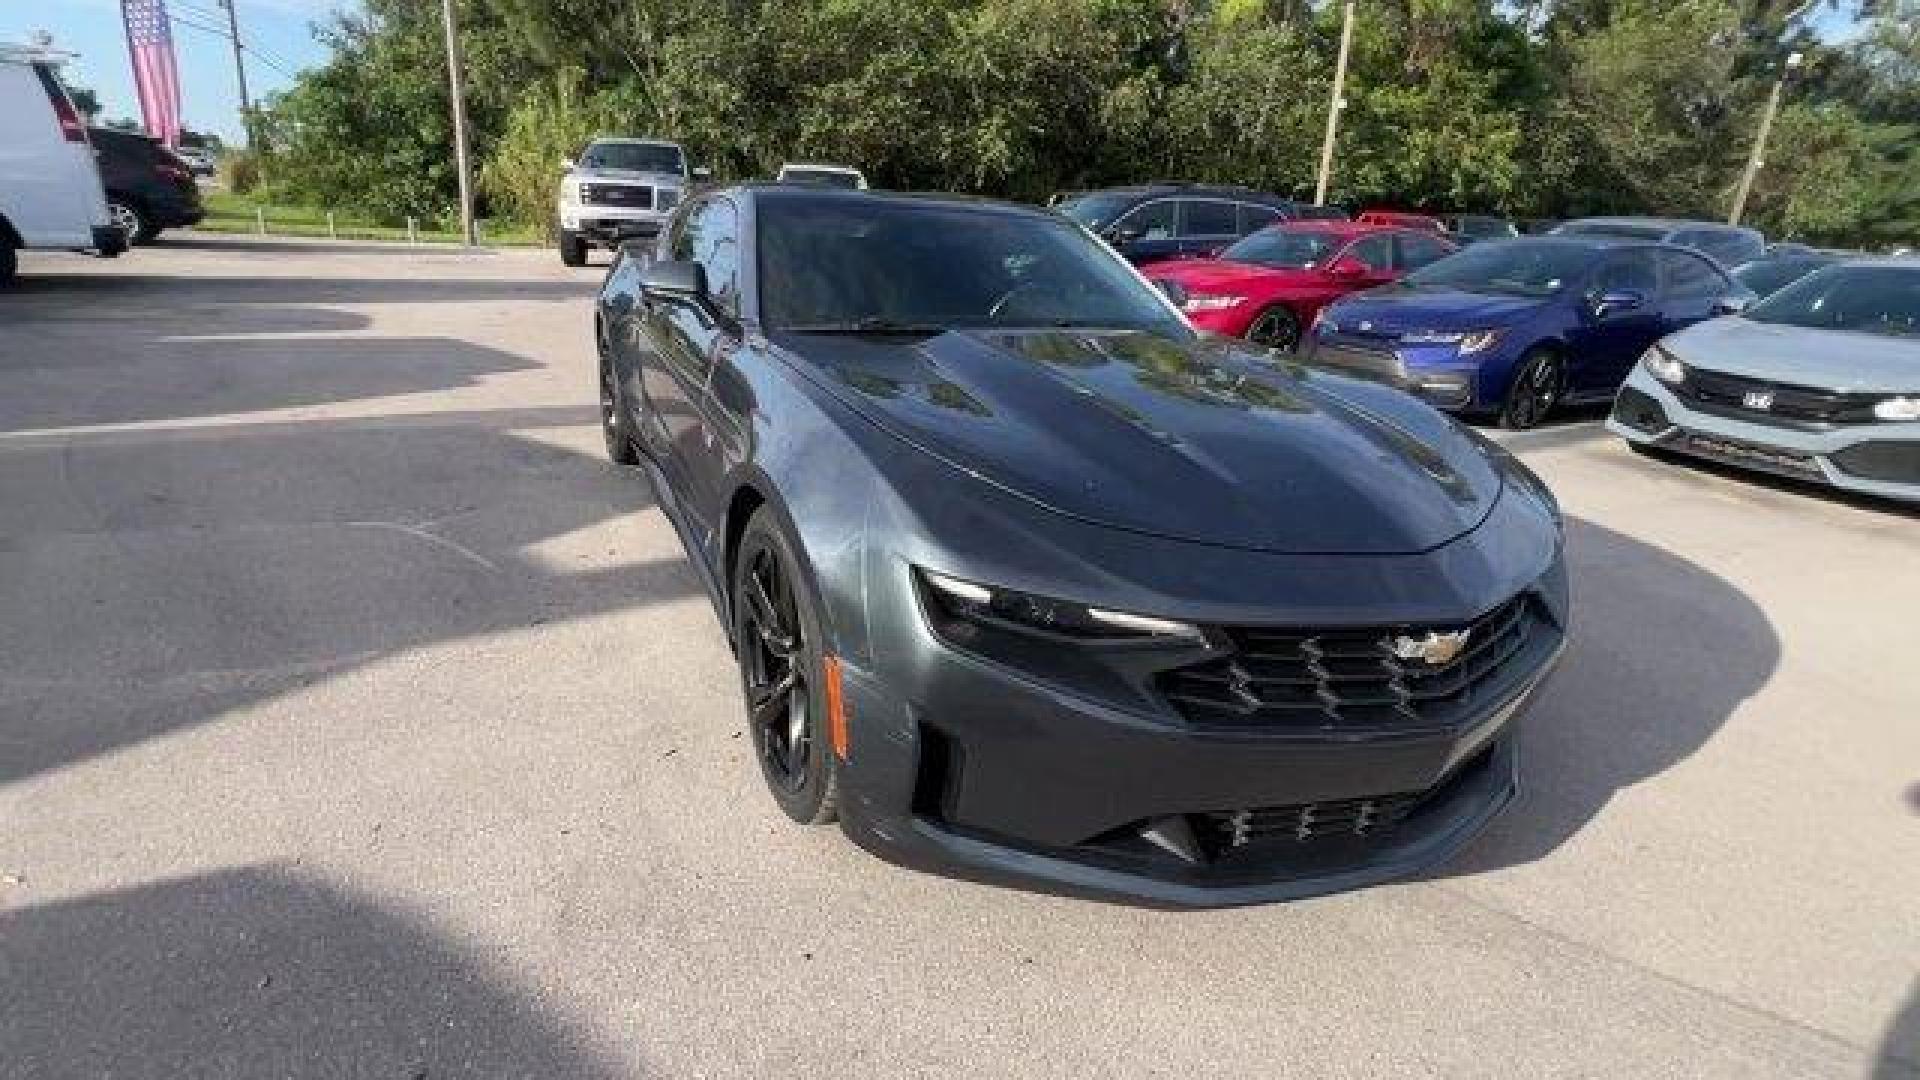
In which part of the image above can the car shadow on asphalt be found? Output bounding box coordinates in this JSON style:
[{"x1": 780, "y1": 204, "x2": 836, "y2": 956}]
[
  {"x1": 0, "y1": 279, "x2": 570, "y2": 430},
  {"x1": 0, "y1": 409, "x2": 700, "y2": 786},
  {"x1": 1876, "y1": 981, "x2": 1920, "y2": 1079},
  {"x1": 1434, "y1": 515, "x2": 1780, "y2": 879},
  {"x1": 0, "y1": 864, "x2": 634, "y2": 1078}
]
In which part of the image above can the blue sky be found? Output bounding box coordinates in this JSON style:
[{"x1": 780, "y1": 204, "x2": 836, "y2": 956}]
[
  {"x1": 4, "y1": 1, "x2": 1868, "y2": 147},
  {"x1": 2, "y1": 0, "x2": 351, "y2": 144}
]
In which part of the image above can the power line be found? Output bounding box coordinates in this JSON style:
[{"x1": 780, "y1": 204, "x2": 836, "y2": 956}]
[{"x1": 168, "y1": 12, "x2": 299, "y2": 79}]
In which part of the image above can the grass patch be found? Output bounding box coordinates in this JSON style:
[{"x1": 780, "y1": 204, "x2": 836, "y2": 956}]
[{"x1": 196, "y1": 191, "x2": 545, "y2": 246}]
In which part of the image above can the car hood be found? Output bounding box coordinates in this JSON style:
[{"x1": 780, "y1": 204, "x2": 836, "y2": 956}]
[
  {"x1": 1665, "y1": 316, "x2": 1920, "y2": 393},
  {"x1": 1146, "y1": 259, "x2": 1323, "y2": 294},
  {"x1": 572, "y1": 168, "x2": 684, "y2": 186},
  {"x1": 1327, "y1": 284, "x2": 1552, "y2": 332},
  {"x1": 779, "y1": 328, "x2": 1501, "y2": 555}
]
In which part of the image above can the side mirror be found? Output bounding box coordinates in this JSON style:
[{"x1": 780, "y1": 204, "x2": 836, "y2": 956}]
[
  {"x1": 640, "y1": 259, "x2": 707, "y2": 303},
  {"x1": 1328, "y1": 257, "x2": 1369, "y2": 279},
  {"x1": 1592, "y1": 288, "x2": 1646, "y2": 320},
  {"x1": 1154, "y1": 278, "x2": 1191, "y2": 310},
  {"x1": 1711, "y1": 292, "x2": 1755, "y2": 316}
]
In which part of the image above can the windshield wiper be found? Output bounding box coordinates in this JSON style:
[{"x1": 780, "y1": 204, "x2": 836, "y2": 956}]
[{"x1": 783, "y1": 318, "x2": 946, "y2": 335}]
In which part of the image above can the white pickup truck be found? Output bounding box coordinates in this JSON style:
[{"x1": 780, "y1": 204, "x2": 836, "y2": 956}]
[
  {"x1": 556, "y1": 137, "x2": 706, "y2": 266},
  {"x1": 0, "y1": 45, "x2": 126, "y2": 284}
]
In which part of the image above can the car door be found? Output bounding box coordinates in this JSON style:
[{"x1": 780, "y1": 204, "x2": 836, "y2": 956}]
[
  {"x1": 675, "y1": 196, "x2": 747, "y2": 548},
  {"x1": 1177, "y1": 198, "x2": 1240, "y2": 258},
  {"x1": 1338, "y1": 233, "x2": 1397, "y2": 287},
  {"x1": 1106, "y1": 198, "x2": 1179, "y2": 263},
  {"x1": 1655, "y1": 247, "x2": 1736, "y2": 328},
  {"x1": 637, "y1": 197, "x2": 726, "y2": 523},
  {"x1": 1568, "y1": 247, "x2": 1663, "y2": 396}
]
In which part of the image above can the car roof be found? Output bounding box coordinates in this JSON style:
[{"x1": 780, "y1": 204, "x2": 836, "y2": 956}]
[
  {"x1": 1270, "y1": 219, "x2": 1419, "y2": 238},
  {"x1": 1567, "y1": 216, "x2": 1755, "y2": 233},
  {"x1": 1066, "y1": 184, "x2": 1292, "y2": 204},
  {"x1": 743, "y1": 184, "x2": 1052, "y2": 221},
  {"x1": 780, "y1": 162, "x2": 860, "y2": 171},
  {"x1": 587, "y1": 137, "x2": 682, "y2": 148}
]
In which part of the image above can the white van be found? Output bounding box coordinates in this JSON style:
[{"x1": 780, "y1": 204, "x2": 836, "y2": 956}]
[{"x1": 0, "y1": 44, "x2": 125, "y2": 285}]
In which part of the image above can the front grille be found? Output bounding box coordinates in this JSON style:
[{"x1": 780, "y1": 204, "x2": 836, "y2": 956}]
[
  {"x1": 1159, "y1": 594, "x2": 1538, "y2": 730},
  {"x1": 1676, "y1": 367, "x2": 1879, "y2": 429},
  {"x1": 1201, "y1": 791, "x2": 1425, "y2": 847},
  {"x1": 582, "y1": 183, "x2": 653, "y2": 209}
]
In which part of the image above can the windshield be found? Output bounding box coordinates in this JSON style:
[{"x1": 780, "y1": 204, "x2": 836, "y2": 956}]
[
  {"x1": 1404, "y1": 240, "x2": 1591, "y2": 297},
  {"x1": 1218, "y1": 229, "x2": 1340, "y2": 270},
  {"x1": 1732, "y1": 258, "x2": 1831, "y2": 298},
  {"x1": 1055, "y1": 193, "x2": 1134, "y2": 231},
  {"x1": 579, "y1": 142, "x2": 685, "y2": 175},
  {"x1": 759, "y1": 198, "x2": 1188, "y2": 334},
  {"x1": 781, "y1": 168, "x2": 862, "y2": 189},
  {"x1": 1744, "y1": 264, "x2": 1920, "y2": 338}
]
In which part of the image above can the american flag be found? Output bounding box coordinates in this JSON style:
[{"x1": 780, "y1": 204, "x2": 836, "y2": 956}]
[{"x1": 121, "y1": 0, "x2": 182, "y2": 147}]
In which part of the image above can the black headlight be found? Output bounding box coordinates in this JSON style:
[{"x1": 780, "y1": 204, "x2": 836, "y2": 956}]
[{"x1": 917, "y1": 569, "x2": 1198, "y2": 642}]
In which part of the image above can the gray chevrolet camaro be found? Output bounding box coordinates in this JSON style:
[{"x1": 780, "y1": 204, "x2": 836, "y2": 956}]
[{"x1": 1610, "y1": 260, "x2": 1920, "y2": 503}]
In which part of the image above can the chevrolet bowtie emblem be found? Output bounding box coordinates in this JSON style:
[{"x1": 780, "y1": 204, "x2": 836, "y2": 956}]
[
  {"x1": 1390, "y1": 629, "x2": 1471, "y2": 666},
  {"x1": 1742, "y1": 390, "x2": 1775, "y2": 410}
]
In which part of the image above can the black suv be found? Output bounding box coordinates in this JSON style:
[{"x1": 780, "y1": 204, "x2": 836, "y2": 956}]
[
  {"x1": 91, "y1": 127, "x2": 203, "y2": 245},
  {"x1": 1054, "y1": 185, "x2": 1316, "y2": 263}
]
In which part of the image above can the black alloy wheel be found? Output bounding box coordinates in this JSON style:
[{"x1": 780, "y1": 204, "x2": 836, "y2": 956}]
[
  {"x1": 733, "y1": 509, "x2": 838, "y2": 825},
  {"x1": 1245, "y1": 306, "x2": 1301, "y2": 352},
  {"x1": 598, "y1": 331, "x2": 639, "y2": 465},
  {"x1": 107, "y1": 200, "x2": 153, "y2": 245},
  {"x1": 1500, "y1": 349, "x2": 1562, "y2": 430}
]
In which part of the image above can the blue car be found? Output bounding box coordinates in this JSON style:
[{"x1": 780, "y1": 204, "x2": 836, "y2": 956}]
[{"x1": 1301, "y1": 236, "x2": 1753, "y2": 428}]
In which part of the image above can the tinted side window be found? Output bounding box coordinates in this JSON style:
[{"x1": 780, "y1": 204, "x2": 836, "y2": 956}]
[
  {"x1": 1346, "y1": 234, "x2": 1394, "y2": 271},
  {"x1": 1657, "y1": 249, "x2": 1727, "y2": 300},
  {"x1": 1238, "y1": 203, "x2": 1281, "y2": 233},
  {"x1": 1591, "y1": 250, "x2": 1659, "y2": 295},
  {"x1": 1396, "y1": 233, "x2": 1453, "y2": 271},
  {"x1": 1182, "y1": 200, "x2": 1238, "y2": 236},
  {"x1": 1114, "y1": 200, "x2": 1176, "y2": 240}
]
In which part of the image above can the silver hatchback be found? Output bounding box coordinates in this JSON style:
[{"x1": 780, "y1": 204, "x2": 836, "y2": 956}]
[{"x1": 1609, "y1": 261, "x2": 1920, "y2": 503}]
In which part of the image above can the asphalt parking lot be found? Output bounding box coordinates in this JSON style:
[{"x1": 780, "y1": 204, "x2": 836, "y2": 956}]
[{"x1": 2, "y1": 235, "x2": 1914, "y2": 1079}]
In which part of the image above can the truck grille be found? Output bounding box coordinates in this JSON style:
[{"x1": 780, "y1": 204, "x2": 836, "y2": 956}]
[
  {"x1": 1158, "y1": 594, "x2": 1539, "y2": 730},
  {"x1": 582, "y1": 183, "x2": 653, "y2": 209},
  {"x1": 1676, "y1": 368, "x2": 1879, "y2": 429}
]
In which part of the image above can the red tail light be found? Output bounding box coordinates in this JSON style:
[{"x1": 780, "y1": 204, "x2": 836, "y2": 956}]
[{"x1": 32, "y1": 64, "x2": 87, "y2": 144}]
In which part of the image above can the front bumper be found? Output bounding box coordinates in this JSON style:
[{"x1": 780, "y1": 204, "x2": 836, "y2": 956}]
[
  {"x1": 833, "y1": 559, "x2": 1568, "y2": 908},
  {"x1": 559, "y1": 203, "x2": 670, "y2": 246},
  {"x1": 1302, "y1": 332, "x2": 1482, "y2": 411},
  {"x1": 1608, "y1": 369, "x2": 1920, "y2": 503}
]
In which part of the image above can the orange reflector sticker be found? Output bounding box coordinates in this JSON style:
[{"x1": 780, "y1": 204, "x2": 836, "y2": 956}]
[{"x1": 822, "y1": 654, "x2": 851, "y2": 760}]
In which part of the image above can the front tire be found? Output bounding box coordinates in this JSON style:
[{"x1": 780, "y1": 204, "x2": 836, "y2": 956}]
[
  {"x1": 1500, "y1": 349, "x2": 1562, "y2": 430},
  {"x1": 1245, "y1": 305, "x2": 1301, "y2": 352},
  {"x1": 107, "y1": 199, "x2": 154, "y2": 244},
  {"x1": 598, "y1": 330, "x2": 639, "y2": 465},
  {"x1": 0, "y1": 244, "x2": 16, "y2": 286},
  {"x1": 732, "y1": 508, "x2": 839, "y2": 826},
  {"x1": 559, "y1": 230, "x2": 587, "y2": 267}
]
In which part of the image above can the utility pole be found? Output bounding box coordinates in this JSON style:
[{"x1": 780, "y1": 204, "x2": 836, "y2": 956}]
[
  {"x1": 218, "y1": 0, "x2": 253, "y2": 146},
  {"x1": 1729, "y1": 51, "x2": 1803, "y2": 226},
  {"x1": 440, "y1": 0, "x2": 477, "y2": 246},
  {"x1": 1314, "y1": 1, "x2": 1356, "y2": 207}
]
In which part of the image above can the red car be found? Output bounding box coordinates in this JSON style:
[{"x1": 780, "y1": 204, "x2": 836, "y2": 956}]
[{"x1": 1145, "y1": 221, "x2": 1458, "y2": 351}]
